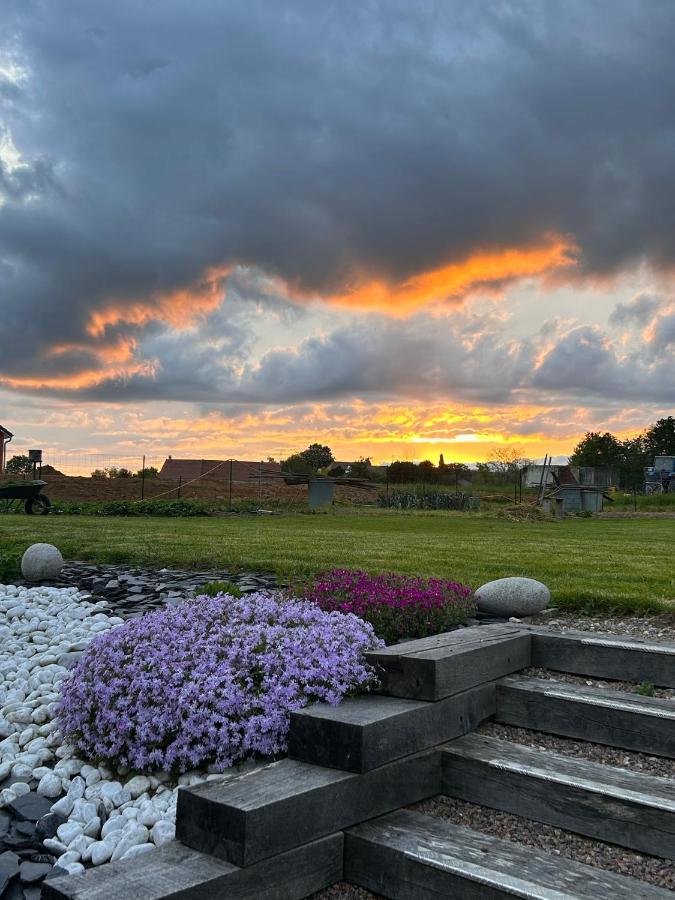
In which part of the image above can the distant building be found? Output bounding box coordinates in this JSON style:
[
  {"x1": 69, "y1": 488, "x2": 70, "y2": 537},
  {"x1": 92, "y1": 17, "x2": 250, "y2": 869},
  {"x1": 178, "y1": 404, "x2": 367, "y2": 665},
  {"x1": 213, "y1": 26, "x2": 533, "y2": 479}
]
[
  {"x1": 158, "y1": 458, "x2": 281, "y2": 482},
  {"x1": 0, "y1": 425, "x2": 13, "y2": 473},
  {"x1": 523, "y1": 464, "x2": 620, "y2": 490}
]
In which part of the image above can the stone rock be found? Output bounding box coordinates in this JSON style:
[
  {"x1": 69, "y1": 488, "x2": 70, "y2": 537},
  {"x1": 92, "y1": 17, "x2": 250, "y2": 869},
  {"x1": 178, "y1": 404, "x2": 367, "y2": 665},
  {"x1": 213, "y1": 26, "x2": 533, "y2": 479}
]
[
  {"x1": 21, "y1": 544, "x2": 65, "y2": 582},
  {"x1": 110, "y1": 824, "x2": 149, "y2": 861},
  {"x1": 56, "y1": 821, "x2": 83, "y2": 845},
  {"x1": 37, "y1": 772, "x2": 62, "y2": 799},
  {"x1": 50, "y1": 796, "x2": 73, "y2": 817},
  {"x1": 121, "y1": 842, "x2": 156, "y2": 860},
  {"x1": 41, "y1": 839, "x2": 67, "y2": 855},
  {"x1": 9, "y1": 792, "x2": 53, "y2": 822},
  {"x1": 475, "y1": 577, "x2": 550, "y2": 618},
  {"x1": 0, "y1": 851, "x2": 20, "y2": 879},
  {"x1": 100, "y1": 816, "x2": 125, "y2": 840},
  {"x1": 150, "y1": 819, "x2": 175, "y2": 847},
  {"x1": 90, "y1": 840, "x2": 113, "y2": 866},
  {"x1": 11, "y1": 782, "x2": 30, "y2": 798},
  {"x1": 56, "y1": 850, "x2": 81, "y2": 867},
  {"x1": 19, "y1": 861, "x2": 52, "y2": 883},
  {"x1": 35, "y1": 812, "x2": 67, "y2": 841},
  {"x1": 124, "y1": 775, "x2": 150, "y2": 799}
]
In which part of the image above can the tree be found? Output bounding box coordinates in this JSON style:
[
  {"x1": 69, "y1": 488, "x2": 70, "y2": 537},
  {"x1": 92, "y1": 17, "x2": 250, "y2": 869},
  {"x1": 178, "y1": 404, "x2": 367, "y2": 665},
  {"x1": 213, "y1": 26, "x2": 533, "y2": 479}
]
[
  {"x1": 619, "y1": 435, "x2": 649, "y2": 488},
  {"x1": 488, "y1": 446, "x2": 530, "y2": 474},
  {"x1": 349, "y1": 457, "x2": 371, "y2": 479},
  {"x1": 418, "y1": 460, "x2": 437, "y2": 482},
  {"x1": 280, "y1": 454, "x2": 314, "y2": 475},
  {"x1": 90, "y1": 466, "x2": 133, "y2": 479},
  {"x1": 135, "y1": 466, "x2": 159, "y2": 479},
  {"x1": 5, "y1": 455, "x2": 33, "y2": 475},
  {"x1": 298, "y1": 443, "x2": 334, "y2": 472},
  {"x1": 643, "y1": 417, "x2": 675, "y2": 458},
  {"x1": 388, "y1": 461, "x2": 418, "y2": 483},
  {"x1": 443, "y1": 462, "x2": 471, "y2": 487},
  {"x1": 569, "y1": 432, "x2": 624, "y2": 468},
  {"x1": 438, "y1": 453, "x2": 445, "y2": 469}
]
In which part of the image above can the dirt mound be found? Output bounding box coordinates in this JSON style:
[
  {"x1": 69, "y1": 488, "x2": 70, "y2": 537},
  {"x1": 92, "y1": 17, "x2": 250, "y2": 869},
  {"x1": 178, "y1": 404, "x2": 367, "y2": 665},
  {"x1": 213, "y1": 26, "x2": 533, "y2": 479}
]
[
  {"x1": 40, "y1": 464, "x2": 66, "y2": 478},
  {"x1": 496, "y1": 503, "x2": 553, "y2": 522}
]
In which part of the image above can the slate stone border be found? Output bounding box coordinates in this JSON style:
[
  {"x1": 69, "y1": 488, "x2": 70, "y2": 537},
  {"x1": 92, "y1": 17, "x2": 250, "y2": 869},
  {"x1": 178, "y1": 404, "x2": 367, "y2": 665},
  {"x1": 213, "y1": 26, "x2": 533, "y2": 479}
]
[
  {"x1": 12, "y1": 562, "x2": 280, "y2": 620},
  {"x1": 0, "y1": 791, "x2": 64, "y2": 899}
]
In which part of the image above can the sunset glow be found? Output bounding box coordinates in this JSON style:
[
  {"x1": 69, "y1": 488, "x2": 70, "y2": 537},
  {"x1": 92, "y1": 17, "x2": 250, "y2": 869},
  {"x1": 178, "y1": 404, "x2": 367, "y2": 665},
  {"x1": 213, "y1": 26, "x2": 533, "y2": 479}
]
[
  {"x1": 314, "y1": 238, "x2": 577, "y2": 314},
  {"x1": 1, "y1": 3, "x2": 673, "y2": 468}
]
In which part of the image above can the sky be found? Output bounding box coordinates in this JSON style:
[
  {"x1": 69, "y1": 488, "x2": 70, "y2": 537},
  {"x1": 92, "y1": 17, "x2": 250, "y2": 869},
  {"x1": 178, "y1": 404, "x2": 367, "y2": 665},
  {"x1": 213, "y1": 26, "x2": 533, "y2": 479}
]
[{"x1": 1, "y1": 0, "x2": 674, "y2": 468}]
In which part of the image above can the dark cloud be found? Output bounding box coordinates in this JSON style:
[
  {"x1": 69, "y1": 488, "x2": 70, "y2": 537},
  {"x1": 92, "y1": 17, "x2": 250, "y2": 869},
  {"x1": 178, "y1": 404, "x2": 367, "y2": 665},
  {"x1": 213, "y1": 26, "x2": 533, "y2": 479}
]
[
  {"x1": 1, "y1": 0, "x2": 675, "y2": 391},
  {"x1": 38, "y1": 307, "x2": 672, "y2": 410},
  {"x1": 609, "y1": 293, "x2": 664, "y2": 327}
]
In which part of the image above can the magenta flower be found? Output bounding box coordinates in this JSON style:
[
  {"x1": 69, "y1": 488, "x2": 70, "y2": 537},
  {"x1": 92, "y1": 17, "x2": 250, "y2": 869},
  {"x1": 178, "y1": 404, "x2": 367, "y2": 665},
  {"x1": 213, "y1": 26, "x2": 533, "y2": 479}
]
[{"x1": 299, "y1": 569, "x2": 475, "y2": 643}]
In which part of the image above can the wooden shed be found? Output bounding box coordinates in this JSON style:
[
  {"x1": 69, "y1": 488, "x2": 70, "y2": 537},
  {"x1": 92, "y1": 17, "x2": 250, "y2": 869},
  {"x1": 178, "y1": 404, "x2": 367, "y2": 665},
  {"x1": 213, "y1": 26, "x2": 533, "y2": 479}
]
[{"x1": 543, "y1": 485, "x2": 612, "y2": 514}]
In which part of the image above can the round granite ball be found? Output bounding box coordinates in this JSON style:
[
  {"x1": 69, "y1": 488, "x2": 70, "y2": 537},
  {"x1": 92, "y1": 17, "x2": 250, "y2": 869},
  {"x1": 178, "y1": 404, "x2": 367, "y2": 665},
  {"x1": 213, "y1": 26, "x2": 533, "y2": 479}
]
[
  {"x1": 21, "y1": 543, "x2": 64, "y2": 582},
  {"x1": 475, "y1": 576, "x2": 550, "y2": 617}
]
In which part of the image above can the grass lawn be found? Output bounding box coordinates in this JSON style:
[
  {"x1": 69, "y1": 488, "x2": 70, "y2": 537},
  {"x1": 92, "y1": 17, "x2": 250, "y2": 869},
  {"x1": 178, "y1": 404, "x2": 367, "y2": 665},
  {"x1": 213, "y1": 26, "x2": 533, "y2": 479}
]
[{"x1": 1, "y1": 510, "x2": 673, "y2": 614}]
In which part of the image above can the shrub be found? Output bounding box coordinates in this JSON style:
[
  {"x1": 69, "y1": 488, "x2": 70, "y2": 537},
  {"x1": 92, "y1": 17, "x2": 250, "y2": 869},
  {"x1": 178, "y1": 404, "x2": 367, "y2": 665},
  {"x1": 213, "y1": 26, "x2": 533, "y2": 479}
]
[
  {"x1": 299, "y1": 569, "x2": 475, "y2": 644},
  {"x1": 199, "y1": 580, "x2": 242, "y2": 598},
  {"x1": 58, "y1": 592, "x2": 382, "y2": 772},
  {"x1": 377, "y1": 489, "x2": 471, "y2": 510},
  {"x1": 0, "y1": 551, "x2": 20, "y2": 582}
]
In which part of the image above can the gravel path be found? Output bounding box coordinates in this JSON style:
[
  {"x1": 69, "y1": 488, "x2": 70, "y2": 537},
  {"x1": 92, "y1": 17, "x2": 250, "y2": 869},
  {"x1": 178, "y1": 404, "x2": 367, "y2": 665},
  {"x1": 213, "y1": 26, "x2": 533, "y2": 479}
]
[
  {"x1": 311, "y1": 883, "x2": 381, "y2": 900},
  {"x1": 479, "y1": 721, "x2": 675, "y2": 778},
  {"x1": 526, "y1": 611, "x2": 675, "y2": 641},
  {"x1": 410, "y1": 795, "x2": 675, "y2": 889},
  {"x1": 522, "y1": 666, "x2": 675, "y2": 699}
]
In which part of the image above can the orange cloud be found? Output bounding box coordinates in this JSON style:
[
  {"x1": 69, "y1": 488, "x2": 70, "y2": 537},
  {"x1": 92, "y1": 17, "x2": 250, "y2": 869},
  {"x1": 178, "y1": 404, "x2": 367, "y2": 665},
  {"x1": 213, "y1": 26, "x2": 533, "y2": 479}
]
[
  {"x1": 0, "y1": 360, "x2": 155, "y2": 391},
  {"x1": 87, "y1": 266, "x2": 231, "y2": 337},
  {"x1": 319, "y1": 236, "x2": 577, "y2": 314}
]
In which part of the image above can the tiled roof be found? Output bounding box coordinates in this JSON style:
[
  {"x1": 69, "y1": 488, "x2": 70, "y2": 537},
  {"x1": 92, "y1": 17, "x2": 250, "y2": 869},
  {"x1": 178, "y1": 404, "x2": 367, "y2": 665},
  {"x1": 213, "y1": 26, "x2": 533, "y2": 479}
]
[{"x1": 158, "y1": 458, "x2": 281, "y2": 482}]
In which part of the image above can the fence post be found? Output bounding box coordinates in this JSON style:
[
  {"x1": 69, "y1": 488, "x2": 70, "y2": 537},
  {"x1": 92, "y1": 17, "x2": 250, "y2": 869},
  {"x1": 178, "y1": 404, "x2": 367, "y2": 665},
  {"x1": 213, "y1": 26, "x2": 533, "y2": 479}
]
[
  {"x1": 177, "y1": 476, "x2": 182, "y2": 499},
  {"x1": 229, "y1": 459, "x2": 233, "y2": 508},
  {"x1": 141, "y1": 455, "x2": 146, "y2": 501}
]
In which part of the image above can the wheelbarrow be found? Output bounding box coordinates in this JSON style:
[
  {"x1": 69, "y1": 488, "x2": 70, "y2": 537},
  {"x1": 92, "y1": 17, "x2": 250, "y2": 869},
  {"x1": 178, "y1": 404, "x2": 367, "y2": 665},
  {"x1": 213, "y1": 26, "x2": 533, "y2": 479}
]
[{"x1": 0, "y1": 480, "x2": 52, "y2": 514}]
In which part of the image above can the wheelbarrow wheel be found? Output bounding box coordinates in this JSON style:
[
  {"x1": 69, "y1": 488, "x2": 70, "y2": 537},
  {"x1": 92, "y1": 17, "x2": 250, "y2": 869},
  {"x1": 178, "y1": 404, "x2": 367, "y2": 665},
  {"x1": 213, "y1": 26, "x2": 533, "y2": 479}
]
[{"x1": 25, "y1": 494, "x2": 51, "y2": 515}]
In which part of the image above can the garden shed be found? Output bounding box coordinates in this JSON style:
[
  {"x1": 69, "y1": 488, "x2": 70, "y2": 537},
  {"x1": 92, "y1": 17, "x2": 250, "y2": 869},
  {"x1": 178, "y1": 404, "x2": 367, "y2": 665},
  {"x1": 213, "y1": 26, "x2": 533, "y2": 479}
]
[
  {"x1": 543, "y1": 484, "x2": 611, "y2": 514},
  {"x1": 0, "y1": 424, "x2": 12, "y2": 473}
]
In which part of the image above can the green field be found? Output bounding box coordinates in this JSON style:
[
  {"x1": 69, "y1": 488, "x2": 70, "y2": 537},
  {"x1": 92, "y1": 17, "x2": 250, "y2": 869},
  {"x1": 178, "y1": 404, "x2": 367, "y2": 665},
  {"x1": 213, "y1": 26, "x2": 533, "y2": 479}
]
[{"x1": 1, "y1": 511, "x2": 673, "y2": 614}]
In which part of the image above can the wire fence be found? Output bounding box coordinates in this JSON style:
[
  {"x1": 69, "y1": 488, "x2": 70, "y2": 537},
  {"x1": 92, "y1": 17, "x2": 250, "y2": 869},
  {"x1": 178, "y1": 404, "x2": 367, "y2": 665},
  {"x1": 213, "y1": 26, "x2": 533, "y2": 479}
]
[{"x1": 11, "y1": 452, "x2": 336, "y2": 508}]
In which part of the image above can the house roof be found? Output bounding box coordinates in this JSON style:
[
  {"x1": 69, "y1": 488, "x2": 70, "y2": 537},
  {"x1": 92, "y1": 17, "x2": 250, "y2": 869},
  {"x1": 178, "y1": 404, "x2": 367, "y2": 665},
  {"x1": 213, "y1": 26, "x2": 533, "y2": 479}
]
[
  {"x1": 158, "y1": 458, "x2": 281, "y2": 482},
  {"x1": 0, "y1": 424, "x2": 12, "y2": 438}
]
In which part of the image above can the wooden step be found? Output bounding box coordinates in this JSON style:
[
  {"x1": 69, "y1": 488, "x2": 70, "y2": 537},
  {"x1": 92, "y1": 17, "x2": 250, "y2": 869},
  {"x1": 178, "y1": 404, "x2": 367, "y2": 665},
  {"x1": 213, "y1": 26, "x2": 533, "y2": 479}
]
[
  {"x1": 42, "y1": 834, "x2": 343, "y2": 899},
  {"x1": 176, "y1": 749, "x2": 439, "y2": 866},
  {"x1": 366, "y1": 624, "x2": 530, "y2": 700},
  {"x1": 496, "y1": 676, "x2": 675, "y2": 758},
  {"x1": 344, "y1": 809, "x2": 672, "y2": 899},
  {"x1": 441, "y1": 732, "x2": 675, "y2": 858},
  {"x1": 289, "y1": 683, "x2": 495, "y2": 772},
  {"x1": 528, "y1": 627, "x2": 675, "y2": 687}
]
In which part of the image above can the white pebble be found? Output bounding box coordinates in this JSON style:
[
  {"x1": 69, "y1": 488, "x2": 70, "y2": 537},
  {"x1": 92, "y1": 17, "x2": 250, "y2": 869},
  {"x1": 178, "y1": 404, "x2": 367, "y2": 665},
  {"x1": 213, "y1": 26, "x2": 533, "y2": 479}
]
[
  {"x1": 90, "y1": 840, "x2": 114, "y2": 865},
  {"x1": 122, "y1": 842, "x2": 157, "y2": 860},
  {"x1": 111, "y1": 824, "x2": 150, "y2": 862},
  {"x1": 151, "y1": 819, "x2": 175, "y2": 847},
  {"x1": 57, "y1": 821, "x2": 84, "y2": 845},
  {"x1": 38, "y1": 772, "x2": 63, "y2": 798}
]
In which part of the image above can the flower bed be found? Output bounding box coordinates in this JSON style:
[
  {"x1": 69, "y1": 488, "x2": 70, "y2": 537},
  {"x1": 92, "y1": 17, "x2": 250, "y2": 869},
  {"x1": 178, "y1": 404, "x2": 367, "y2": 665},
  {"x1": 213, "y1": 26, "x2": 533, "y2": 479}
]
[
  {"x1": 58, "y1": 592, "x2": 382, "y2": 773},
  {"x1": 299, "y1": 569, "x2": 475, "y2": 643}
]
